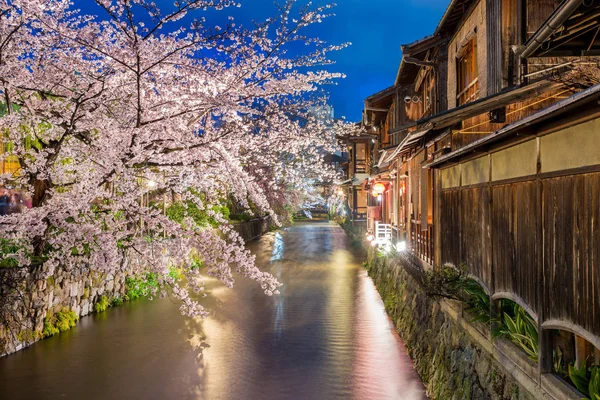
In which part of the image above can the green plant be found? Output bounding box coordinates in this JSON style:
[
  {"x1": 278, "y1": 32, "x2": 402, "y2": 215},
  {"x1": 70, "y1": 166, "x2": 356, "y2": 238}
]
[
  {"x1": 422, "y1": 263, "x2": 469, "y2": 301},
  {"x1": 42, "y1": 316, "x2": 60, "y2": 337},
  {"x1": 167, "y1": 266, "x2": 182, "y2": 281},
  {"x1": 124, "y1": 273, "x2": 159, "y2": 301},
  {"x1": 42, "y1": 309, "x2": 79, "y2": 337},
  {"x1": 16, "y1": 329, "x2": 42, "y2": 343},
  {"x1": 94, "y1": 295, "x2": 110, "y2": 313},
  {"x1": 553, "y1": 347, "x2": 569, "y2": 378},
  {"x1": 461, "y1": 279, "x2": 494, "y2": 324},
  {"x1": 111, "y1": 296, "x2": 123, "y2": 306},
  {"x1": 569, "y1": 364, "x2": 600, "y2": 399},
  {"x1": 497, "y1": 302, "x2": 539, "y2": 361},
  {"x1": 166, "y1": 199, "x2": 229, "y2": 229}
]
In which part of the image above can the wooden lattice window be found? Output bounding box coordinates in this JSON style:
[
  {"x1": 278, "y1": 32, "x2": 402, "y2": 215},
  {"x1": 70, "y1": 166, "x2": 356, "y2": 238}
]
[{"x1": 456, "y1": 38, "x2": 479, "y2": 106}]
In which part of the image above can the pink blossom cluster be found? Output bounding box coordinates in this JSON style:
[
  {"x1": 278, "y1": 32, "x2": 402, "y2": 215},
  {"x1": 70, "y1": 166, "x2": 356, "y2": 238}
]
[{"x1": 0, "y1": 0, "x2": 359, "y2": 316}]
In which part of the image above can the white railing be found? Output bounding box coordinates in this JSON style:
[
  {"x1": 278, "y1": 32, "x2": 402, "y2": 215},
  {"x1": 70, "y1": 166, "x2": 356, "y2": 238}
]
[{"x1": 375, "y1": 221, "x2": 392, "y2": 245}]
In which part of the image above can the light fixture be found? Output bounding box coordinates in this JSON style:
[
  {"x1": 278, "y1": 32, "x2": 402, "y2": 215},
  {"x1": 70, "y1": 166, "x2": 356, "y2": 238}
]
[
  {"x1": 146, "y1": 180, "x2": 157, "y2": 188},
  {"x1": 366, "y1": 234, "x2": 374, "y2": 242},
  {"x1": 373, "y1": 182, "x2": 385, "y2": 194},
  {"x1": 396, "y1": 241, "x2": 407, "y2": 252}
]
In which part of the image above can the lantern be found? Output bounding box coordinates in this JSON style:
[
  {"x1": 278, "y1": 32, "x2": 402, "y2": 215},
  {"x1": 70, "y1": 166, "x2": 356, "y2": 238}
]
[
  {"x1": 373, "y1": 182, "x2": 386, "y2": 194},
  {"x1": 371, "y1": 189, "x2": 379, "y2": 197}
]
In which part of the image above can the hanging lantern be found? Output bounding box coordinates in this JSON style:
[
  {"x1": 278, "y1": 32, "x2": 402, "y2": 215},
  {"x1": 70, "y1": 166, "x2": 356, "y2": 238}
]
[
  {"x1": 371, "y1": 189, "x2": 379, "y2": 197},
  {"x1": 373, "y1": 182, "x2": 386, "y2": 194}
]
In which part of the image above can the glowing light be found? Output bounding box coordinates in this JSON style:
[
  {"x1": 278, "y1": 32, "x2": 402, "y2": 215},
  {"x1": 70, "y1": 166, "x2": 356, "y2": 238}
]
[
  {"x1": 396, "y1": 241, "x2": 407, "y2": 252},
  {"x1": 146, "y1": 180, "x2": 157, "y2": 188},
  {"x1": 373, "y1": 183, "x2": 385, "y2": 194},
  {"x1": 366, "y1": 234, "x2": 374, "y2": 242},
  {"x1": 337, "y1": 190, "x2": 344, "y2": 196}
]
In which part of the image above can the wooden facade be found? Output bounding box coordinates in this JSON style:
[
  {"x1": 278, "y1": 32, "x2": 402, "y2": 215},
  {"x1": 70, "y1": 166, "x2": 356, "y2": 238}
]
[{"x1": 357, "y1": 0, "x2": 600, "y2": 391}]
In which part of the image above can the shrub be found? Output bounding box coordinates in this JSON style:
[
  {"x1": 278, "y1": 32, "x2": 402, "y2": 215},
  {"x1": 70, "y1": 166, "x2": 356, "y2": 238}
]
[
  {"x1": 124, "y1": 273, "x2": 159, "y2": 301},
  {"x1": 42, "y1": 309, "x2": 79, "y2": 337},
  {"x1": 111, "y1": 296, "x2": 123, "y2": 306},
  {"x1": 94, "y1": 295, "x2": 110, "y2": 313},
  {"x1": 496, "y1": 301, "x2": 539, "y2": 361},
  {"x1": 166, "y1": 200, "x2": 228, "y2": 228},
  {"x1": 569, "y1": 364, "x2": 600, "y2": 400},
  {"x1": 17, "y1": 329, "x2": 42, "y2": 343}
]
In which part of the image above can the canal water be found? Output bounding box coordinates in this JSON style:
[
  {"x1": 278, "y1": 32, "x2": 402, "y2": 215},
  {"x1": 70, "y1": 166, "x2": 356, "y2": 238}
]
[{"x1": 0, "y1": 221, "x2": 427, "y2": 400}]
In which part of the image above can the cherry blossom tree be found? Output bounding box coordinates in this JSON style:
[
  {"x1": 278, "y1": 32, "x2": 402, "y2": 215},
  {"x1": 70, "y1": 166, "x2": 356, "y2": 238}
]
[{"x1": 0, "y1": 0, "x2": 356, "y2": 317}]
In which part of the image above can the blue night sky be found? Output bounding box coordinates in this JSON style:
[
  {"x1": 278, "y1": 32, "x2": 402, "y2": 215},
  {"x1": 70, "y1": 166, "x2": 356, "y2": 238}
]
[{"x1": 77, "y1": 0, "x2": 449, "y2": 122}]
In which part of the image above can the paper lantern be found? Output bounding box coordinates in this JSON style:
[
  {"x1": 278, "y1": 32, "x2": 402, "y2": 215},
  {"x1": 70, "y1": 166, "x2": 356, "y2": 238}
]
[{"x1": 373, "y1": 182, "x2": 385, "y2": 194}]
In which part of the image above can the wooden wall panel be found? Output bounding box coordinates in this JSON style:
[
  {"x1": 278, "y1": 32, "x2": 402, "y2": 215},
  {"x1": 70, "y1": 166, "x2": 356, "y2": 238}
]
[
  {"x1": 440, "y1": 188, "x2": 492, "y2": 289},
  {"x1": 460, "y1": 187, "x2": 492, "y2": 288},
  {"x1": 492, "y1": 181, "x2": 540, "y2": 313},
  {"x1": 440, "y1": 190, "x2": 462, "y2": 268},
  {"x1": 501, "y1": 0, "x2": 518, "y2": 87},
  {"x1": 526, "y1": 0, "x2": 561, "y2": 39},
  {"x1": 487, "y1": 0, "x2": 503, "y2": 95},
  {"x1": 543, "y1": 173, "x2": 600, "y2": 337}
]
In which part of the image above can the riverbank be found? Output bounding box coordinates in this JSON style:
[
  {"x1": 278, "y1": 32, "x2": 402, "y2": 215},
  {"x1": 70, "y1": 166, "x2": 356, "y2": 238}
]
[
  {"x1": 0, "y1": 217, "x2": 272, "y2": 358},
  {"x1": 365, "y1": 251, "x2": 582, "y2": 400}
]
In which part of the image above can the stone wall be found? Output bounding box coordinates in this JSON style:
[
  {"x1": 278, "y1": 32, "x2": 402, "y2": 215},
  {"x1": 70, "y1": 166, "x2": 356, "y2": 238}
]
[
  {"x1": 367, "y1": 253, "x2": 581, "y2": 400},
  {"x1": 0, "y1": 218, "x2": 273, "y2": 358},
  {"x1": 0, "y1": 264, "x2": 127, "y2": 357}
]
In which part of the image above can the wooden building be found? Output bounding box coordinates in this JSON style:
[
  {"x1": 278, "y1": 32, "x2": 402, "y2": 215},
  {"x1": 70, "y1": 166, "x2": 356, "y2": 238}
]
[{"x1": 357, "y1": 0, "x2": 600, "y2": 396}]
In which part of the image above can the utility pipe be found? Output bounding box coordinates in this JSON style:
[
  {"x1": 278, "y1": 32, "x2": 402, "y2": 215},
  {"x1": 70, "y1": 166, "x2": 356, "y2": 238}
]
[{"x1": 520, "y1": 0, "x2": 585, "y2": 58}]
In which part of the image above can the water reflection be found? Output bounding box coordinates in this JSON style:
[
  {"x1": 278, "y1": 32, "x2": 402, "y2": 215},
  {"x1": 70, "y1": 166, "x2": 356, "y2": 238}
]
[{"x1": 0, "y1": 221, "x2": 426, "y2": 400}]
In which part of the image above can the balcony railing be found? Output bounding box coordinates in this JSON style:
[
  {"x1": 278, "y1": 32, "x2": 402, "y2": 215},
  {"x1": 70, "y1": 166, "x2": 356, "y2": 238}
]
[
  {"x1": 374, "y1": 221, "x2": 392, "y2": 245},
  {"x1": 355, "y1": 159, "x2": 367, "y2": 173},
  {"x1": 457, "y1": 78, "x2": 479, "y2": 106},
  {"x1": 410, "y1": 221, "x2": 434, "y2": 265}
]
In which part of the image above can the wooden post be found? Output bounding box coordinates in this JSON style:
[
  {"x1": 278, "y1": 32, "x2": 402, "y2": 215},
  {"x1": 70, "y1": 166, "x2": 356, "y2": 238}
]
[
  {"x1": 575, "y1": 335, "x2": 587, "y2": 369},
  {"x1": 539, "y1": 328, "x2": 553, "y2": 377}
]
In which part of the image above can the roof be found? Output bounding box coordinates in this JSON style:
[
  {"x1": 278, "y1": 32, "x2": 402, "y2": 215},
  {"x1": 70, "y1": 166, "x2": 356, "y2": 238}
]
[
  {"x1": 395, "y1": 35, "x2": 447, "y2": 86},
  {"x1": 426, "y1": 82, "x2": 600, "y2": 168},
  {"x1": 382, "y1": 127, "x2": 432, "y2": 165},
  {"x1": 434, "y1": 0, "x2": 477, "y2": 36},
  {"x1": 391, "y1": 79, "x2": 558, "y2": 135},
  {"x1": 365, "y1": 85, "x2": 396, "y2": 110}
]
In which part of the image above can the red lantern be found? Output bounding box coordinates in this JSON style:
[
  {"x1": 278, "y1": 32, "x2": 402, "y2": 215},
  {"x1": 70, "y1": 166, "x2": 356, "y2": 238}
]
[{"x1": 373, "y1": 182, "x2": 386, "y2": 194}]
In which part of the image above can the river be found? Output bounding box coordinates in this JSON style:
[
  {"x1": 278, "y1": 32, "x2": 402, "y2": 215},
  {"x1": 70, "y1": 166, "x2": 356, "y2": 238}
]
[{"x1": 0, "y1": 221, "x2": 427, "y2": 400}]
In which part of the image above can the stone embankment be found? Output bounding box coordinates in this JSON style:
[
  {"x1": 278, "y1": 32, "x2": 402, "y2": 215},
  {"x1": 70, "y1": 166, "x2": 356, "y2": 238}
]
[
  {"x1": 0, "y1": 217, "x2": 271, "y2": 357},
  {"x1": 367, "y1": 253, "x2": 581, "y2": 400},
  {"x1": 0, "y1": 264, "x2": 127, "y2": 356}
]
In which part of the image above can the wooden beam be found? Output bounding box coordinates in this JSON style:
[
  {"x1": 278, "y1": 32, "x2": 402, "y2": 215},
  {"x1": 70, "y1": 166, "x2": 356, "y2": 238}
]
[
  {"x1": 575, "y1": 335, "x2": 587, "y2": 369},
  {"x1": 365, "y1": 107, "x2": 390, "y2": 112}
]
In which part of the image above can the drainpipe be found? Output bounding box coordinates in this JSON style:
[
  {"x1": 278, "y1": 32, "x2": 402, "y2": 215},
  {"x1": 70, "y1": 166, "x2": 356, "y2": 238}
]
[{"x1": 519, "y1": 0, "x2": 585, "y2": 58}]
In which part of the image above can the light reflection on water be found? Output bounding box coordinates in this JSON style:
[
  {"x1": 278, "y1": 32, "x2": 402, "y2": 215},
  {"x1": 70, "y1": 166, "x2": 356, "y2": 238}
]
[{"x1": 0, "y1": 221, "x2": 427, "y2": 400}]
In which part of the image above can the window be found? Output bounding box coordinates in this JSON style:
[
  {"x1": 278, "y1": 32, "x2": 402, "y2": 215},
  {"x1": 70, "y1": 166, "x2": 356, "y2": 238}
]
[
  {"x1": 456, "y1": 37, "x2": 479, "y2": 105},
  {"x1": 355, "y1": 142, "x2": 367, "y2": 173},
  {"x1": 422, "y1": 71, "x2": 435, "y2": 116}
]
